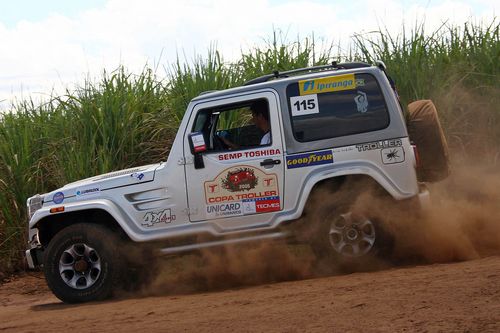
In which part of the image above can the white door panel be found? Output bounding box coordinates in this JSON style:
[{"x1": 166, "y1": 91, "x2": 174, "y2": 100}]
[{"x1": 184, "y1": 91, "x2": 285, "y2": 230}]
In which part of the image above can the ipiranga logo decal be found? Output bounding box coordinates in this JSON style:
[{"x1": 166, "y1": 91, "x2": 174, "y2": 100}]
[
  {"x1": 286, "y1": 150, "x2": 334, "y2": 169},
  {"x1": 299, "y1": 74, "x2": 356, "y2": 96}
]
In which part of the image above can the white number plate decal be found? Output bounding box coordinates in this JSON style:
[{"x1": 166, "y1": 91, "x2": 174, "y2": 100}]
[{"x1": 290, "y1": 94, "x2": 319, "y2": 116}]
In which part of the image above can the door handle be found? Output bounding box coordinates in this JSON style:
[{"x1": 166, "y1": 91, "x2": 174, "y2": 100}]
[{"x1": 260, "y1": 159, "x2": 281, "y2": 166}]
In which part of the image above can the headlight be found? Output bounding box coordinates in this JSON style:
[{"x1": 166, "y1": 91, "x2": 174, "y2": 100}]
[{"x1": 27, "y1": 195, "x2": 44, "y2": 219}]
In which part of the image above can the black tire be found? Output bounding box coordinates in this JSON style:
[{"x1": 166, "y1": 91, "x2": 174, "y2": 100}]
[
  {"x1": 407, "y1": 100, "x2": 450, "y2": 182},
  {"x1": 302, "y1": 178, "x2": 393, "y2": 271},
  {"x1": 43, "y1": 223, "x2": 124, "y2": 303}
]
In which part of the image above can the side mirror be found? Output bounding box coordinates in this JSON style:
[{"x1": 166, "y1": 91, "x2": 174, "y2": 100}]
[{"x1": 188, "y1": 132, "x2": 206, "y2": 169}]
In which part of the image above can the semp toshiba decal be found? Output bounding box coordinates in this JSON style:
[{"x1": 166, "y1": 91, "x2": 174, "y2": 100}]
[{"x1": 204, "y1": 165, "x2": 280, "y2": 216}]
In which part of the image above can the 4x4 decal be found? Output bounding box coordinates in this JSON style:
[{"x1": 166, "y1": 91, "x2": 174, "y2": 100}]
[{"x1": 142, "y1": 209, "x2": 176, "y2": 227}]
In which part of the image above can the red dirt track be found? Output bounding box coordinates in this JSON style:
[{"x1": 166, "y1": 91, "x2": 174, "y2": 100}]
[{"x1": 1, "y1": 256, "x2": 499, "y2": 332}]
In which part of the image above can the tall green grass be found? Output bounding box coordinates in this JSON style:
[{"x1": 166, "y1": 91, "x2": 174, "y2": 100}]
[
  {"x1": 0, "y1": 21, "x2": 498, "y2": 274},
  {"x1": 0, "y1": 68, "x2": 171, "y2": 272},
  {"x1": 353, "y1": 20, "x2": 500, "y2": 155}
]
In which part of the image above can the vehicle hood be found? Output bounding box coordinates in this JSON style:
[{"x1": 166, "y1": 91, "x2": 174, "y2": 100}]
[{"x1": 43, "y1": 163, "x2": 162, "y2": 204}]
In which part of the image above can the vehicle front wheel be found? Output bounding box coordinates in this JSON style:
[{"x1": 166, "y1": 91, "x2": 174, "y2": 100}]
[{"x1": 43, "y1": 223, "x2": 123, "y2": 303}]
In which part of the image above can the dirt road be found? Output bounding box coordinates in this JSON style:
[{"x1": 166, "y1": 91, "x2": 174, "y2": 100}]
[{"x1": 1, "y1": 256, "x2": 499, "y2": 332}]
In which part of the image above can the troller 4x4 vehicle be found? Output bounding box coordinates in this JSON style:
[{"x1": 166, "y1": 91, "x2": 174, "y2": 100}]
[{"x1": 26, "y1": 61, "x2": 449, "y2": 303}]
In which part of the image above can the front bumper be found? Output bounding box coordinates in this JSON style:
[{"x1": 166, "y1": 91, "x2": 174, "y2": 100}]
[
  {"x1": 25, "y1": 249, "x2": 36, "y2": 269},
  {"x1": 25, "y1": 247, "x2": 43, "y2": 269},
  {"x1": 25, "y1": 248, "x2": 43, "y2": 269}
]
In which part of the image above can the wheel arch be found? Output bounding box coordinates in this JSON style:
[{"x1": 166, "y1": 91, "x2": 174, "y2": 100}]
[
  {"x1": 302, "y1": 173, "x2": 393, "y2": 215},
  {"x1": 35, "y1": 209, "x2": 130, "y2": 247}
]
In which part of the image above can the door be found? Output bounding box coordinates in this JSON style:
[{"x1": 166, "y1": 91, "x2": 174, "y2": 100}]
[{"x1": 183, "y1": 91, "x2": 285, "y2": 231}]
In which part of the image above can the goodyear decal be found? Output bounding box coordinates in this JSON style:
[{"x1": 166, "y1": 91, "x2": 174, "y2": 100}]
[
  {"x1": 299, "y1": 74, "x2": 356, "y2": 96},
  {"x1": 286, "y1": 150, "x2": 334, "y2": 169}
]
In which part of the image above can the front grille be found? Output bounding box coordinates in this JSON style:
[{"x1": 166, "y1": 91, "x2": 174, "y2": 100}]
[{"x1": 28, "y1": 195, "x2": 43, "y2": 219}]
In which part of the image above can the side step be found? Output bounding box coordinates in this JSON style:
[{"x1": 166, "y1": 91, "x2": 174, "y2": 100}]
[{"x1": 159, "y1": 231, "x2": 289, "y2": 255}]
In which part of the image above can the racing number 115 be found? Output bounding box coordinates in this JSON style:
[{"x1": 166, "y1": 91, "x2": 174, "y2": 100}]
[
  {"x1": 290, "y1": 94, "x2": 319, "y2": 117},
  {"x1": 294, "y1": 99, "x2": 316, "y2": 111}
]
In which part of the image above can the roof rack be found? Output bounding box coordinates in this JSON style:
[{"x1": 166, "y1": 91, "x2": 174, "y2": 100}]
[{"x1": 243, "y1": 62, "x2": 371, "y2": 86}]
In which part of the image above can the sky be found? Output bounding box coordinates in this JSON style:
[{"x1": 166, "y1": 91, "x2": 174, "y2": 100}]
[{"x1": 0, "y1": 0, "x2": 498, "y2": 110}]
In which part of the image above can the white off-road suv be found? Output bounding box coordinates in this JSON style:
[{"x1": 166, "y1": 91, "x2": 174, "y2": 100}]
[{"x1": 25, "y1": 61, "x2": 448, "y2": 303}]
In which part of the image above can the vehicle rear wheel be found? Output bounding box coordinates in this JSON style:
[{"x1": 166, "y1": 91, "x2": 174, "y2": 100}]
[
  {"x1": 43, "y1": 223, "x2": 123, "y2": 303},
  {"x1": 311, "y1": 207, "x2": 393, "y2": 273},
  {"x1": 328, "y1": 212, "x2": 377, "y2": 258}
]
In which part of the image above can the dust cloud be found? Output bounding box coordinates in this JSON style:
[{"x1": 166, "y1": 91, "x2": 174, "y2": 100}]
[
  {"x1": 126, "y1": 162, "x2": 500, "y2": 299},
  {"x1": 131, "y1": 241, "x2": 315, "y2": 297},
  {"x1": 388, "y1": 163, "x2": 500, "y2": 262}
]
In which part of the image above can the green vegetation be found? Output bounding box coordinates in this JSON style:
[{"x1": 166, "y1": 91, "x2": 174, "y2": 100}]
[
  {"x1": 1, "y1": 21, "x2": 499, "y2": 274},
  {"x1": 353, "y1": 21, "x2": 500, "y2": 156}
]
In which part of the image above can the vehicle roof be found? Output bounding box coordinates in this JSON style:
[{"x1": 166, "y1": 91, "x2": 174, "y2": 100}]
[{"x1": 191, "y1": 65, "x2": 384, "y2": 102}]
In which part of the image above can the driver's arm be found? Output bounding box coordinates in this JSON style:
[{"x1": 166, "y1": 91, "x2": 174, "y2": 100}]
[{"x1": 219, "y1": 136, "x2": 239, "y2": 150}]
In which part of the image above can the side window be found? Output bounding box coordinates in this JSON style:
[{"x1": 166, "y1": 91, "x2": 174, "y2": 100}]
[
  {"x1": 286, "y1": 73, "x2": 390, "y2": 142},
  {"x1": 192, "y1": 98, "x2": 272, "y2": 152}
]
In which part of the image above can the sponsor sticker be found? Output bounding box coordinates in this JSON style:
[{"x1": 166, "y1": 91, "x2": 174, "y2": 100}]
[
  {"x1": 255, "y1": 196, "x2": 280, "y2": 213},
  {"x1": 206, "y1": 202, "x2": 243, "y2": 218},
  {"x1": 242, "y1": 200, "x2": 257, "y2": 214},
  {"x1": 299, "y1": 74, "x2": 356, "y2": 96},
  {"x1": 142, "y1": 209, "x2": 176, "y2": 227},
  {"x1": 222, "y1": 167, "x2": 258, "y2": 192},
  {"x1": 76, "y1": 187, "x2": 100, "y2": 196},
  {"x1": 286, "y1": 150, "x2": 334, "y2": 169},
  {"x1": 381, "y1": 147, "x2": 405, "y2": 164},
  {"x1": 242, "y1": 196, "x2": 281, "y2": 214},
  {"x1": 217, "y1": 148, "x2": 281, "y2": 161},
  {"x1": 355, "y1": 78, "x2": 365, "y2": 86},
  {"x1": 355, "y1": 139, "x2": 403, "y2": 152},
  {"x1": 332, "y1": 146, "x2": 355, "y2": 153},
  {"x1": 53, "y1": 192, "x2": 64, "y2": 204},
  {"x1": 204, "y1": 166, "x2": 279, "y2": 204},
  {"x1": 131, "y1": 172, "x2": 144, "y2": 181},
  {"x1": 354, "y1": 91, "x2": 368, "y2": 113}
]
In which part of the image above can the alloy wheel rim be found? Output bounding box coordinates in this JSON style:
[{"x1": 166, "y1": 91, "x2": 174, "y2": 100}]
[
  {"x1": 328, "y1": 212, "x2": 376, "y2": 257},
  {"x1": 59, "y1": 243, "x2": 101, "y2": 289}
]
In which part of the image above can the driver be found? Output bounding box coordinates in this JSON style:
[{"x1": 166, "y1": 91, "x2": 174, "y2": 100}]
[{"x1": 219, "y1": 100, "x2": 271, "y2": 149}]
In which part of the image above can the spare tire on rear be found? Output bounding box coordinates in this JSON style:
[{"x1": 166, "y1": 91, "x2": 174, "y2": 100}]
[{"x1": 407, "y1": 100, "x2": 450, "y2": 182}]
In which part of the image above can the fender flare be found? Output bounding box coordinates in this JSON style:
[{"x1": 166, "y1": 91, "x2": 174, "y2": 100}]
[
  {"x1": 276, "y1": 161, "x2": 417, "y2": 224},
  {"x1": 29, "y1": 199, "x2": 142, "y2": 242}
]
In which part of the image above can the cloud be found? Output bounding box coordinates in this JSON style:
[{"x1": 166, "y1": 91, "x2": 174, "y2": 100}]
[{"x1": 0, "y1": 0, "x2": 498, "y2": 109}]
